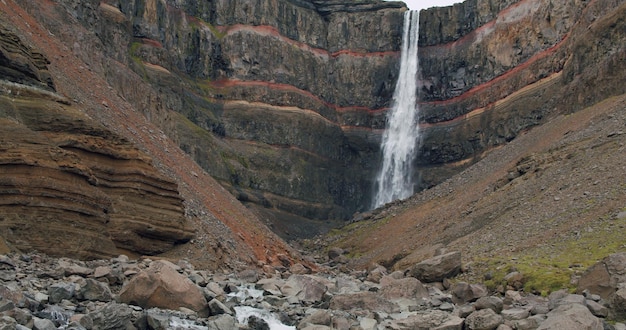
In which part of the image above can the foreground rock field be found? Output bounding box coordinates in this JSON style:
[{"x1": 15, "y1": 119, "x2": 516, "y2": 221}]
[{"x1": 2, "y1": 252, "x2": 626, "y2": 329}]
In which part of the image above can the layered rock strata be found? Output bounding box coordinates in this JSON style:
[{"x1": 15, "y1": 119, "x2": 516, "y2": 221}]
[
  {"x1": 0, "y1": 24, "x2": 193, "y2": 259},
  {"x1": 416, "y1": 0, "x2": 626, "y2": 188},
  {"x1": 20, "y1": 0, "x2": 408, "y2": 235}
]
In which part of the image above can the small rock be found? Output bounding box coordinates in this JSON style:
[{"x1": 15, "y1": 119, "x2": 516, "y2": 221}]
[{"x1": 33, "y1": 317, "x2": 56, "y2": 330}]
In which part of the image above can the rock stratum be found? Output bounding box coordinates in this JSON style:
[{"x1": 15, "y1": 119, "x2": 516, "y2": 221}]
[{"x1": 0, "y1": 25, "x2": 191, "y2": 259}]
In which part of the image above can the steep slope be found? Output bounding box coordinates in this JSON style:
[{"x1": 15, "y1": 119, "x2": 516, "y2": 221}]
[
  {"x1": 0, "y1": 1, "x2": 301, "y2": 270},
  {"x1": 320, "y1": 0, "x2": 626, "y2": 290}
]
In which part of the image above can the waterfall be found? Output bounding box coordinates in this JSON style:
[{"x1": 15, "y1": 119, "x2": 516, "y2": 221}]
[{"x1": 372, "y1": 10, "x2": 420, "y2": 209}]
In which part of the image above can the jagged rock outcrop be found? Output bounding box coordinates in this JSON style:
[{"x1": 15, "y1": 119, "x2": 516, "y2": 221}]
[{"x1": 0, "y1": 24, "x2": 193, "y2": 259}]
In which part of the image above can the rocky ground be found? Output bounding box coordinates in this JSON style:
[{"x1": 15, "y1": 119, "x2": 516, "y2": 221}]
[{"x1": 2, "y1": 251, "x2": 626, "y2": 330}]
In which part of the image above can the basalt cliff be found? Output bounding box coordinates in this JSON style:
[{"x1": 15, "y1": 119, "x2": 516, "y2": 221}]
[{"x1": 1, "y1": 0, "x2": 625, "y2": 266}]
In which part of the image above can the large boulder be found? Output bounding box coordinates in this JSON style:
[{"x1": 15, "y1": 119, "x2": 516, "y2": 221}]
[
  {"x1": 409, "y1": 252, "x2": 462, "y2": 283},
  {"x1": 281, "y1": 275, "x2": 331, "y2": 304},
  {"x1": 578, "y1": 252, "x2": 626, "y2": 299},
  {"x1": 379, "y1": 276, "x2": 429, "y2": 300},
  {"x1": 118, "y1": 261, "x2": 208, "y2": 316},
  {"x1": 537, "y1": 303, "x2": 603, "y2": 330},
  {"x1": 382, "y1": 310, "x2": 464, "y2": 330},
  {"x1": 329, "y1": 292, "x2": 400, "y2": 314}
]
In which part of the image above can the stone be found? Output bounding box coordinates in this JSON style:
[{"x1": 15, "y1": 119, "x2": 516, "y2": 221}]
[
  {"x1": 87, "y1": 302, "x2": 134, "y2": 330},
  {"x1": 289, "y1": 263, "x2": 311, "y2": 275},
  {"x1": 329, "y1": 292, "x2": 399, "y2": 314},
  {"x1": 146, "y1": 311, "x2": 170, "y2": 330},
  {"x1": 248, "y1": 315, "x2": 270, "y2": 330},
  {"x1": 208, "y1": 298, "x2": 233, "y2": 316},
  {"x1": 451, "y1": 282, "x2": 488, "y2": 304},
  {"x1": 33, "y1": 317, "x2": 56, "y2": 330},
  {"x1": 503, "y1": 271, "x2": 524, "y2": 290},
  {"x1": 366, "y1": 266, "x2": 387, "y2": 283},
  {"x1": 548, "y1": 291, "x2": 586, "y2": 310},
  {"x1": 237, "y1": 269, "x2": 259, "y2": 283},
  {"x1": 281, "y1": 275, "x2": 330, "y2": 303},
  {"x1": 501, "y1": 307, "x2": 530, "y2": 321},
  {"x1": 578, "y1": 252, "x2": 626, "y2": 299},
  {"x1": 206, "y1": 314, "x2": 237, "y2": 330},
  {"x1": 586, "y1": 299, "x2": 608, "y2": 318},
  {"x1": 537, "y1": 303, "x2": 603, "y2": 330},
  {"x1": 327, "y1": 248, "x2": 344, "y2": 261},
  {"x1": 92, "y1": 266, "x2": 112, "y2": 279},
  {"x1": 48, "y1": 282, "x2": 75, "y2": 304},
  {"x1": 465, "y1": 308, "x2": 503, "y2": 330},
  {"x1": 360, "y1": 317, "x2": 377, "y2": 330},
  {"x1": 409, "y1": 252, "x2": 462, "y2": 283},
  {"x1": 610, "y1": 287, "x2": 626, "y2": 320},
  {"x1": 78, "y1": 278, "x2": 112, "y2": 302},
  {"x1": 379, "y1": 276, "x2": 429, "y2": 300},
  {"x1": 118, "y1": 260, "x2": 208, "y2": 316},
  {"x1": 384, "y1": 310, "x2": 463, "y2": 330},
  {"x1": 474, "y1": 296, "x2": 504, "y2": 314},
  {"x1": 299, "y1": 309, "x2": 332, "y2": 327}
]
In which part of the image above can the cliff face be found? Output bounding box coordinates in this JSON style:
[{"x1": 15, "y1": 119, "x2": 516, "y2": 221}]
[
  {"x1": 416, "y1": 0, "x2": 626, "y2": 188},
  {"x1": 16, "y1": 0, "x2": 407, "y2": 237}
]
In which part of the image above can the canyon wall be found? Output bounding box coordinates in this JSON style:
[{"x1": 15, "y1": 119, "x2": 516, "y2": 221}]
[
  {"x1": 5, "y1": 0, "x2": 625, "y2": 243},
  {"x1": 416, "y1": 0, "x2": 626, "y2": 188},
  {"x1": 19, "y1": 0, "x2": 407, "y2": 237}
]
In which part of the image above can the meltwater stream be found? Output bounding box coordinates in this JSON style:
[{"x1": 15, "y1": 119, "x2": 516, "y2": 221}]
[{"x1": 372, "y1": 10, "x2": 421, "y2": 209}]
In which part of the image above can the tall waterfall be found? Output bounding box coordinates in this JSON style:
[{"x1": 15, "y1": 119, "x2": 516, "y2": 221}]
[{"x1": 372, "y1": 10, "x2": 420, "y2": 209}]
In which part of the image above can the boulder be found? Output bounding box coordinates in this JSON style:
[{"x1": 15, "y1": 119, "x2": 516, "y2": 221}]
[
  {"x1": 474, "y1": 296, "x2": 504, "y2": 314},
  {"x1": 329, "y1": 292, "x2": 399, "y2": 314},
  {"x1": 451, "y1": 282, "x2": 488, "y2": 304},
  {"x1": 409, "y1": 252, "x2": 462, "y2": 283},
  {"x1": 118, "y1": 261, "x2": 208, "y2": 316},
  {"x1": 379, "y1": 276, "x2": 429, "y2": 300},
  {"x1": 383, "y1": 310, "x2": 463, "y2": 330},
  {"x1": 537, "y1": 303, "x2": 603, "y2": 330},
  {"x1": 281, "y1": 275, "x2": 330, "y2": 304},
  {"x1": 578, "y1": 252, "x2": 626, "y2": 299},
  {"x1": 87, "y1": 302, "x2": 134, "y2": 330},
  {"x1": 465, "y1": 308, "x2": 503, "y2": 330},
  {"x1": 610, "y1": 286, "x2": 626, "y2": 321},
  {"x1": 47, "y1": 282, "x2": 75, "y2": 304},
  {"x1": 78, "y1": 279, "x2": 112, "y2": 302}
]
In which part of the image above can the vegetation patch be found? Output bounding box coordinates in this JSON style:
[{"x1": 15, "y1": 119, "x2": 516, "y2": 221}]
[{"x1": 474, "y1": 211, "x2": 626, "y2": 296}]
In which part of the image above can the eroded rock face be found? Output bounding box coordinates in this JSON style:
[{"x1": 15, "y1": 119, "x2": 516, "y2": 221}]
[{"x1": 0, "y1": 24, "x2": 193, "y2": 259}]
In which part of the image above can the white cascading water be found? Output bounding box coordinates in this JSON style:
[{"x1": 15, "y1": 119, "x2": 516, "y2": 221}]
[{"x1": 372, "y1": 10, "x2": 420, "y2": 209}]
